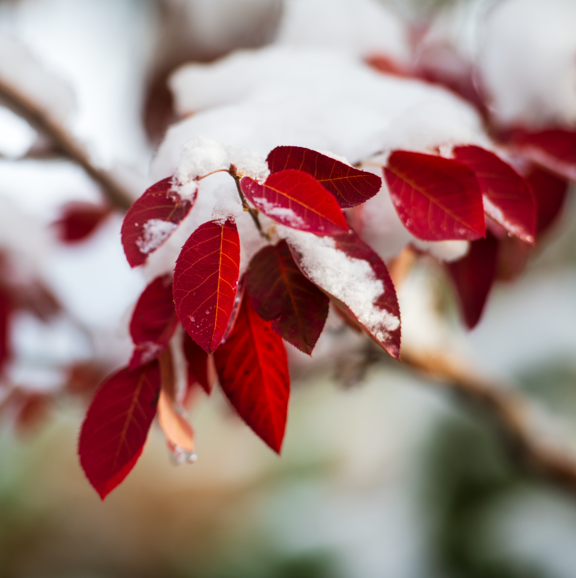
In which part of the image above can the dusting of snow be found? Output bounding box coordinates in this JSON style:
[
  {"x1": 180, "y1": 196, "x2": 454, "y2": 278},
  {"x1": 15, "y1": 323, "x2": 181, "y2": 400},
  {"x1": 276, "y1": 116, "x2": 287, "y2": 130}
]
[
  {"x1": 176, "y1": 135, "x2": 269, "y2": 199},
  {"x1": 136, "y1": 219, "x2": 178, "y2": 255},
  {"x1": 136, "y1": 341, "x2": 164, "y2": 365},
  {"x1": 211, "y1": 183, "x2": 243, "y2": 224},
  {"x1": 252, "y1": 196, "x2": 305, "y2": 228},
  {"x1": 279, "y1": 227, "x2": 400, "y2": 336}
]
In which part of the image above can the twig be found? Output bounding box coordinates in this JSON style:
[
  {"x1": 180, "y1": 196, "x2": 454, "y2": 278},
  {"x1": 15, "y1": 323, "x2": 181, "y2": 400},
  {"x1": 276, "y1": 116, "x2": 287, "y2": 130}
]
[
  {"x1": 400, "y1": 345, "x2": 576, "y2": 490},
  {"x1": 0, "y1": 77, "x2": 133, "y2": 210},
  {"x1": 228, "y1": 165, "x2": 269, "y2": 239}
]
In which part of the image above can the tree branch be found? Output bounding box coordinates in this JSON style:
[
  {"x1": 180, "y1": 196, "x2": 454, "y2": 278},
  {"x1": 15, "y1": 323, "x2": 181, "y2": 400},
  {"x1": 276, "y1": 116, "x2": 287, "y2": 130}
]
[
  {"x1": 400, "y1": 345, "x2": 576, "y2": 490},
  {"x1": 0, "y1": 77, "x2": 133, "y2": 211}
]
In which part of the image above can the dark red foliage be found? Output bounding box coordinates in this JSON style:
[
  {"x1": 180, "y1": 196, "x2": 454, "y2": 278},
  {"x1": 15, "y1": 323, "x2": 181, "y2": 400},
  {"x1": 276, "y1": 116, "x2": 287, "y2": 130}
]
[
  {"x1": 121, "y1": 177, "x2": 194, "y2": 268},
  {"x1": 213, "y1": 294, "x2": 290, "y2": 453},
  {"x1": 453, "y1": 145, "x2": 536, "y2": 244},
  {"x1": 447, "y1": 234, "x2": 499, "y2": 329},
  {"x1": 78, "y1": 362, "x2": 161, "y2": 499},
  {"x1": 55, "y1": 202, "x2": 112, "y2": 243},
  {"x1": 173, "y1": 219, "x2": 241, "y2": 354},
  {"x1": 266, "y1": 146, "x2": 382, "y2": 208},
  {"x1": 522, "y1": 164, "x2": 569, "y2": 236},
  {"x1": 0, "y1": 287, "x2": 11, "y2": 375},
  {"x1": 384, "y1": 150, "x2": 485, "y2": 241},
  {"x1": 182, "y1": 331, "x2": 214, "y2": 395},
  {"x1": 129, "y1": 274, "x2": 178, "y2": 370},
  {"x1": 246, "y1": 240, "x2": 329, "y2": 354},
  {"x1": 241, "y1": 170, "x2": 349, "y2": 235},
  {"x1": 511, "y1": 128, "x2": 576, "y2": 182},
  {"x1": 288, "y1": 230, "x2": 402, "y2": 359}
]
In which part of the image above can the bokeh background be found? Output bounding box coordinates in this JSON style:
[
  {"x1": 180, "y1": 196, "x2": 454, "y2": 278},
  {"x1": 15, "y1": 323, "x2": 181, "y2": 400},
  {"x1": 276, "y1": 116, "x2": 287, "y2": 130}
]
[{"x1": 1, "y1": 0, "x2": 576, "y2": 576}]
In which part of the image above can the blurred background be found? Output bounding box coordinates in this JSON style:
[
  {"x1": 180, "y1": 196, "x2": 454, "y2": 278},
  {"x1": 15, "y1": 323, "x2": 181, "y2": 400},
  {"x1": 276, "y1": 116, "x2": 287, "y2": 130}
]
[{"x1": 0, "y1": 0, "x2": 576, "y2": 576}]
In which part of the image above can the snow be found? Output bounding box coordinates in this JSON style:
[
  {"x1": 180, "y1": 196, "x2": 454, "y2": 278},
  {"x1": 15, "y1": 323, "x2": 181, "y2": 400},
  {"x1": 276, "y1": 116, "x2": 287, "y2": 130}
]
[
  {"x1": 136, "y1": 219, "x2": 178, "y2": 255},
  {"x1": 279, "y1": 227, "x2": 400, "y2": 337},
  {"x1": 0, "y1": 106, "x2": 37, "y2": 158},
  {"x1": 0, "y1": 31, "x2": 75, "y2": 124},
  {"x1": 211, "y1": 182, "x2": 243, "y2": 224},
  {"x1": 479, "y1": 0, "x2": 576, "y2": 127},
  {"x1": 252, "y1": 197, "x2": 305, "y2": 228}
]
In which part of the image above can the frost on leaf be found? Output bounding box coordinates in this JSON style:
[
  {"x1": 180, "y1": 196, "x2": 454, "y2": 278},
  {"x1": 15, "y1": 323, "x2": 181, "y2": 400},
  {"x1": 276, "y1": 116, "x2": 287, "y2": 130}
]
[
  {"x1": 121, "y1": 177, "x2": 195, "y2": 268},
  {"x1": 129, "y1": 274, "x2": 178, "y2": 370},
  {"x1": 284, "y1": 228, "x2": 401, "y2": 359},
  {"x1": 241, "y1": 169, "x2": 349, "y2": 235},
  {"x1": 266, "y1": 146, "x2": 382, "y2": 208},
  {"x1": 173, "y1": 219, "x2": 241, "y2": 354},
  {"x1": 453, "y1": 145, "x2": 536, "y2": 245},
  {"x1": 214, "y1": 294, "x2": 290, "y2": 454},
  {"x1": 78, "y1": 362, "x2": 161, "y2": 500},
  {"x1": 246, "y1": 240, "x2": 329, "y2": 355},
  {"x1": 447, "y1": 234, "x2": 498, "y2": 329},
  {"x1": 384, "y1": 150, "x2": 485, "y2": 241}
]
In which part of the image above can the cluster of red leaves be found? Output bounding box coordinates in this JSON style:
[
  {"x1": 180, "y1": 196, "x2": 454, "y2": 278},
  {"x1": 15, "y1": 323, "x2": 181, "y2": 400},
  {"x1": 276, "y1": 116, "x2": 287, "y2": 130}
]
[{"x1": 78, "y1": 136, "x2": 572, "y2": 499}]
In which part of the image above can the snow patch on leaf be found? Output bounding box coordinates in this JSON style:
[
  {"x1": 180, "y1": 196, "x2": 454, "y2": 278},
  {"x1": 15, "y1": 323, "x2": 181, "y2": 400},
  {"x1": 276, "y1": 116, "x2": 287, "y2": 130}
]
[
  {"x1": 280, "y1": 228, "x2": 400, "y2": 337},
  {"x1": 136, "y1": 219, "x2": 179, "y2": 255}
]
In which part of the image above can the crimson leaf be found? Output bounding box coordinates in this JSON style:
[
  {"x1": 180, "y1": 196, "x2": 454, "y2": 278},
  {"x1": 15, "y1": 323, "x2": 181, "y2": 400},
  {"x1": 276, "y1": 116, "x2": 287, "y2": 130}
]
[
  {"x1": 266, "y1": 146, "x2": 382, "y2": 208},
  {"x1": 54, "y1": 202, "x2": 111, "y2": 243},
  {"x1": 447, "y1": 234, "x2": 498, "y2": 329},
  {"x1": 182, "y1": 331, "x2": 214, "y2": 395},
  {"x1": 241, "y1": 170, "x2": 349, "y2": 235},
  {"x1": 286, "y1": 230, "x2": 401, "y2": 359},
  {"x1": 453, "y1": 145, "x2": 536, "y2": 244},
  {"x1": 78, "y1": 362, "x2": 161, "y2": 500},
  {"x1": 213, "y1": 294, "x2": 290, "y2": 453},
  {"x1": 121, "y1": 177, "x2": 194, "y2": 268},
  {"x1": 173, "y1": 219, "x2": 240, "y2": 354},
  {"x1": 513, "y1": 128, "x2": 576, "y2": 182},
  {"x1": 246, "y1": 240, "x2": 329, "y2": 355},
  {"x1": 129, "y1": 274, "x2": 178, "y2": 370},
  {"x1": 384, "y1": 150, "x2": 485, "y2": 241}
]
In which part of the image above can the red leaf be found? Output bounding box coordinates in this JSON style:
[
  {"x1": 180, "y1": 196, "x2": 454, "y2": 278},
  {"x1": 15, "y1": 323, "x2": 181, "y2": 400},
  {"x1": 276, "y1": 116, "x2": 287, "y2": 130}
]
[
  {"x1": 523, "y1": 164, "x2": 569, "y2": 236},
  {"x1": 213, "y1": 294, "x2": 290, "y2": 453},
  {"x1": 78, "y1": 362, "x2": 161, "y2": 500},
  {"x1": 129, "y1": 274, "x2": 178, "y2": 370},
  {"x1": 173, "y1": 219, "x2": 241, "y2": 354},
  {"x1": 286, "y1": 230, "x2": 401, "y2": 359},
  {"x1": 54, "y1": 202, "x2": 111, "y2": 243},
  {"x1": 182, "y1": 331, "x2": 215, "y2": 395},
  {"x1": 241, "y1": 170, "x2": 349, "y2": 235},
  {"x1": 447, "y1": 234, "x2": 498, "y2": 329},
  {"x1": 121, "y1": 177, "x2": 194, "y2": 268},
  {"x1": 513, "y1": 128, "x2": 576, "y2": 182},
  {"x1": 266, "y1": 146, "x2": 382, "y2": 208},
  {"x1": 384, "y1": 150, "x2": 485, "y2": 241},
  {"x1": 453, "y1": 145, "x2": 536, "y2": 244},
  {"x1": 246, "y1": 240, "x2": 329, "y2": 354}
]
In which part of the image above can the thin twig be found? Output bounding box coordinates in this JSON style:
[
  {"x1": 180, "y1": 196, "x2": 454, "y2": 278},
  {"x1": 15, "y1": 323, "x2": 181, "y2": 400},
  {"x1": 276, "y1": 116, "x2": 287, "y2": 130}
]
[
  {"x1": 228, "y1": 165, "x2": 269, "y2": 239},
  {"x1": 0, "y1": 77, "x2": 133, "y2": 210},
  {"x1": 400, "y1": 345, "x2": 576, "y2": 490}
]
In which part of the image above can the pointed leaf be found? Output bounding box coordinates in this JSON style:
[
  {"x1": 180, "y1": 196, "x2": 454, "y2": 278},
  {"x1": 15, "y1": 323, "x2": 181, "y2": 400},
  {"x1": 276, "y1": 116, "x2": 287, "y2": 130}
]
[
  {"x1": 246, "y1": 240, "x2": 329, "y2": 354},
  {"x1": 241, "y1": 170, "x2": 349, "y2": 235},
  {"x1": 453, "y1": 145, "x2": 536, "y2": 244},
  {"x1": 384, "y1": 150, "x2": 485, "y2": 241},
  {"x1": 267, "y1": 146, "x2": 382, "y2": 208},
  {"x1": 285, "y1": 230, "x2": 401, "y2": 358},
  {"x1": 173, "y1": 219, "x2": 240, "y2": 354},
  {"x1": 447, "y1": 234, "x2": 498, "y2": 329},
  {"x1": 121, "y1": 177, "x2": 194, "y2": 268},
  {"x1": 513, "y1": 128, "x2": 576, "y2": 182},
  {"x1": 78, "y1": 362, "x2": 161, "y2": 500},
  {"x1": 182, "y1": 331, "x2": 215, "y2": 395},
  {"x1": 129, "y1": 274, "x2": 178, "y2": 370},
  {"x1": 54, "y1": 202, "x2": 111, "y2": 243},
  {"x1": 523, "y1": 164, "x2": 569, "y2": 236},
  {"x1": 213, "y1": 294, "x2": 290, "y2": 453}
]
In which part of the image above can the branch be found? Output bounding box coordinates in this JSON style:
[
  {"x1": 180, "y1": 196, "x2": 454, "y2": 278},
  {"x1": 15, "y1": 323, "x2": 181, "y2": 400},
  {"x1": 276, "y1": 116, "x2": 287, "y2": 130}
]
[
  {"x1": 400, "y1": 345, "x2": 576, "y2": 490},
  {"x1": 0, "y1": 77, "x2": 133, "y2": 211}
]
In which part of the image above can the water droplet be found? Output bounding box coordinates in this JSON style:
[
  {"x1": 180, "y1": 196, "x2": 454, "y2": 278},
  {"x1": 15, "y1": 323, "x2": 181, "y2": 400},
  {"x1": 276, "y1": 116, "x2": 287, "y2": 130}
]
[
  {"x1": 168, "y1": 441, "x2": 198, "y2": 466},
  {"x1": 190, "y1": 316, "x2": 195, "y2": 323},
  {"x1": 205, "y1": 310, "x2": 210, "y2": 315}
]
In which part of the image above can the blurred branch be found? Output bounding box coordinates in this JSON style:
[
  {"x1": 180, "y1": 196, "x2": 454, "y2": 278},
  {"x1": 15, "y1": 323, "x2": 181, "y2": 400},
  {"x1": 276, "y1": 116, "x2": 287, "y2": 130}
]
[
  {"x1": 0, "y1": 78, "x2": 133, "y2": 211},
  {"x1": 401, "y1": 346, "x2": 576, "y2": 491}
]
